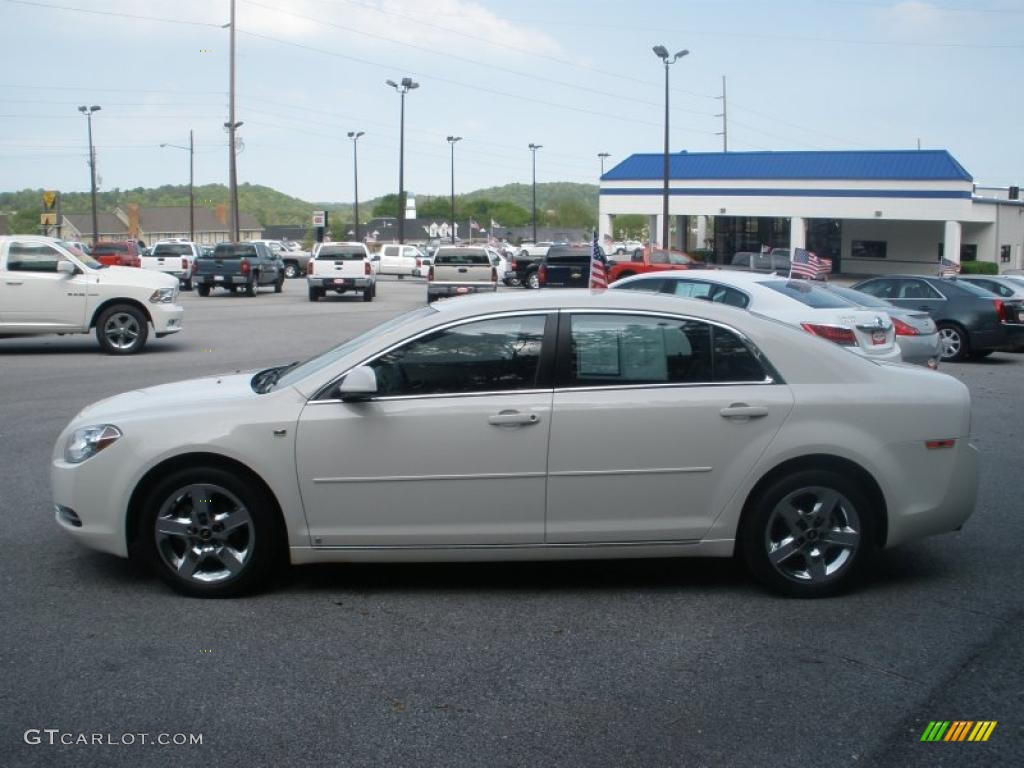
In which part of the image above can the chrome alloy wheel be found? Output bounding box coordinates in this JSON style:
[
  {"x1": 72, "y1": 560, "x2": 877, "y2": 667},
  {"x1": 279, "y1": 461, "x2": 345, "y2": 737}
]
[
  {"x1": 764, "y1": 486, "x2": 861, "y2": 584},
  {"x1": 102, "y1": 311, "x2": 142, "y2": 350},
  {"x1": 939, "y1": 327, "x2": 962, "y2": 360},
  {"x1": 154, "y1": 484, "x2": 254, "y2": 584}
]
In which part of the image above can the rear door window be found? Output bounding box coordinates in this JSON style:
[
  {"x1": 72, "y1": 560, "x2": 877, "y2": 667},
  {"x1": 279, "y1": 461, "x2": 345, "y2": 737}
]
[{"x1": 758, "y1": 280, "x2": 856, "y2": 308}]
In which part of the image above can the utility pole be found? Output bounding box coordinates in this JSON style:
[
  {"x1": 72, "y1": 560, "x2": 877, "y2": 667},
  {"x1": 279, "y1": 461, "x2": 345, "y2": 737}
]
[
  {"x1": 225, "y1": 0, "x2": 242, "y2": 241},
  {"x1": 447, "y1": 136, "x2": 462, "y2": 244},
  {"x1": 78, "y1": 105, "x2": 101, "y2": 245},
  {"x1": 653, "y1": 46, "x2": 688, "y2": 249},
  {"x1": 386, "y1": 78, "x2": 419, "y2": 244},
  {"x1": 528, "y1": 143, "x2": 542, "y2": 242},
  {"x1": 347, "y1": 131, "x2": 364, "y2": 241},
  {"x1": 598, "y1": 152, "x2": 610, "y2": 176},
  {"x1": 161, "y1": 132, "x2": 195, "y2": 241},
  {"x1": 716, "y1": 75, "x2": 728, "y2": 152}
]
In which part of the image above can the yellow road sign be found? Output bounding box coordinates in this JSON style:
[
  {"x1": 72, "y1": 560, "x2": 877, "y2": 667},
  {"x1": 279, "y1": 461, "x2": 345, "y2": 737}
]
[
  {"x1": 42, "y1": 190, "x2": 58, "y2": 210},
  {"x1": 40, "y1": 213, "x2": 57, "y2": 226}
]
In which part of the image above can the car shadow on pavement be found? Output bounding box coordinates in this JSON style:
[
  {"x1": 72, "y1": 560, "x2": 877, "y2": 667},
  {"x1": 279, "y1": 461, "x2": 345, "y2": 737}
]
[{"x1": 0, "y1": 340, "x2": 182, "y2": 356}]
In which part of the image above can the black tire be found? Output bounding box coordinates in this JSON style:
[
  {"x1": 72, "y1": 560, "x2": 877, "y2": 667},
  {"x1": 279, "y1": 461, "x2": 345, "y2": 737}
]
[
  {"x1": 308, "y1": 286, "x2": 321, "y2": 302},
  {"x1": 739, "y1": 469, "x2": 875, "y2": 598},
  {"x1": 95, "y1": 304, "x2": 149, "y2": 355},
  {"x1": 182, "y1": 279, "x2": 193, "y2": 291},
  {"x1": 371, "y1": 283, "x2": 377, "y2": 298},
  {"x1": 245, "y1": 279, "x2": 257, "y2": 297},
  {"x1": 274, "y1": 276, "x2": 284, "y2": 294},
  {"x1": 197, "y1": 285, "x2": 211, "y2": 297},
  {"x1": 136, "y1": 466, "x2": 283, "y2": 598},
  {"x1": 283, "y1": 261, "x2": 299, "y2": 279},
  {"x1": 937, "y1": 322, "x2": 969, "y2": 362},
  {"x1": 363, "y1": 287, "x2": 373, "y2": 302}
]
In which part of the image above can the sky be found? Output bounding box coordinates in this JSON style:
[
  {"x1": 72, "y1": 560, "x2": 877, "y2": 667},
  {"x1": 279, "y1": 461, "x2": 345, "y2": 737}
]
[{"x1": 1, "y1": 0, "x2": 1023, "y2": 206}]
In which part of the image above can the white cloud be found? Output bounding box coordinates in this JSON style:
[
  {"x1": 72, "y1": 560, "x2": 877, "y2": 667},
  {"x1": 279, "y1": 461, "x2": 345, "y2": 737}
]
[{"x1": 875, "y1": 1, "x2": 955, "y2": 41}]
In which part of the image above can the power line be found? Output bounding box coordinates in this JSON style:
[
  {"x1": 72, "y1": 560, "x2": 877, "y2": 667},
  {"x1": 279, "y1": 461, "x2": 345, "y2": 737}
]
[{"x1": 1, "y1": 0, "x2": 222, "y2": 27}]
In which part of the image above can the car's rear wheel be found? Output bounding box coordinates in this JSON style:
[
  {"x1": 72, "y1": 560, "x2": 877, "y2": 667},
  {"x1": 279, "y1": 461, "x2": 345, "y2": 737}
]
[
  {"x1": 139, "y1": 467, "x2": 281, "y2": 597},
  {"x1": 526, "y1": 271, "x2": 540, "y2": 289},
  {"x1": 740, "y1": 469, "x2": 874, "y2": 598},
  {"x1": 363, "y1": 287, "x2": 373, "y2": 302},
  {"x1": 274, "y1": 275, "x2": 284, "y2": 293},
  {"x1": 938, "y1": 323, "x2": 969, "y2": 362},
  {"x1": 197, "y1": 285, "x2": 210, "y2": 297},
  {"x1": 182, "y1": 279, "x2": 193, "y2": 291},
  {"x1": 96, "y1": 304, "x2": 149, "y2": 355},
  {"x1": 245, "y1": 280, "x2": 257, "y2": 297},
  {"x1": 308, "y1": 286, "x2": 321, "y2": 302}
]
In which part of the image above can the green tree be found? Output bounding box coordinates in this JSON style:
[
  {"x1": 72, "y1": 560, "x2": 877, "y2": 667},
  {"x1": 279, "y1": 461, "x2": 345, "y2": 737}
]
[{"x1": 371, "y1": 193, "x2": 406, "y2": 218}]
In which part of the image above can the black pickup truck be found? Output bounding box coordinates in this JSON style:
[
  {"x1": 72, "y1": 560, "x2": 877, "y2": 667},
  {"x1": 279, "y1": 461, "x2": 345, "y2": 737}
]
[{"x1": 194, "y1": 242, "x2": 284, "y2": 296}]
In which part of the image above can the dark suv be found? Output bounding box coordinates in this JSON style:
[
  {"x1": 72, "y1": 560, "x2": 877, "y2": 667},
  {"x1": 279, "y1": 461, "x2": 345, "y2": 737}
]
[
  {"x1": 852, "y1": 274, "x2": 1024, "y2": 361},
  {"x1": 536, "y1": 245, "x2": 599, "y2": 289}
]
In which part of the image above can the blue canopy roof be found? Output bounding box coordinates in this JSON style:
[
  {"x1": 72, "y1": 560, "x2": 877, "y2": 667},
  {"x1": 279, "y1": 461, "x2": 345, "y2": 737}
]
[{"x1": 601, "y1": 150, "x2": 972, "y2": 182}]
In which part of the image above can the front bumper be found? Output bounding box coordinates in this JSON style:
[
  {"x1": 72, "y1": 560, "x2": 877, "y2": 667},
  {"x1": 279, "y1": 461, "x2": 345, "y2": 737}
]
[
  {"x1": 151, "y1": 303, "x2": 184, "y2": 334},
  {"x1": 52, "y1": 443, "x2": 133, "y2": 558}
]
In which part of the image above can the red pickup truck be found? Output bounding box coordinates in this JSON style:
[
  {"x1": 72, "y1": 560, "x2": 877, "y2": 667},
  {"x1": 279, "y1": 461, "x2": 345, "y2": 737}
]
[
  {"x1": 91, "y1": 240, "x2": 143, "y2": 268},
  {"x1": 606, "y1": 246, "x2": 706, "y2": 283}
]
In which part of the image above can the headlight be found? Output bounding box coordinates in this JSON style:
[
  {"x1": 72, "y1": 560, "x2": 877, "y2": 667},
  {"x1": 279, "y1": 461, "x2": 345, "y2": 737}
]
[
  {"x1": 149, "y1": 287, "x2": 176, "y2": 304},
  {"x1": 65, "y1": 425, "x2": 122, "y2": 464}
]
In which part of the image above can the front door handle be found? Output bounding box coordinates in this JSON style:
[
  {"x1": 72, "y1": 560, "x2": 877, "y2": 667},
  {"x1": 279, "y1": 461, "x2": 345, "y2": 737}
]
[
  {"x1": 720, "y1": 404, "x2": 768, "y2": 420},
  {"x1": 917, "y1": 305, "x2": 932, "y2": 311},
  {"x1": 5, "y1": 280, "x2": 24, "y2": 285},
  {"x1": 488, "y1": 411, "x2": 540, "y2": 427}
]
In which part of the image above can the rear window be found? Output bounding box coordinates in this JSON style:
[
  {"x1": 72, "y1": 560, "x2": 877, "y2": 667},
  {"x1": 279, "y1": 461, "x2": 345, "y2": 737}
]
[
  {"x1": 547, "y1": 250, "x2": 591, "y2": 264},
  {"x1": 434, "y1": 248, "x2": 489, "y2": 265},
  {"x1": 823, "y1": 285, "x2": 891, "y2": 308},
  {"x1": 759, "y1": 279, "x2": 856, "y2": 308},
  {"x1": 214, "y1": 244, "x2": 258, "y2": 259},
  {"x1": 950, "y1": 279, "x2": 1002, "y2": 298},
  {"x1": 92, "y1": 243, "x2": 129, "y2": 255},
  {"x1": 317, "y1": 247, "x2": 365, "y2": 260},
  {"x1": 153, "y1": 244, "x2": 193, "y2": 256}
]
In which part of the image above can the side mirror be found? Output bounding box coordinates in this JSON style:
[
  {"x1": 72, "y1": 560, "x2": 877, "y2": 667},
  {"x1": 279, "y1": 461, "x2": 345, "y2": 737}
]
[
  {"x1": 57, "y1": 260, "x2": 76, "y2": 275},
  {"x1": 338, "y1": 366, "x2": 378, "y2": 400}
]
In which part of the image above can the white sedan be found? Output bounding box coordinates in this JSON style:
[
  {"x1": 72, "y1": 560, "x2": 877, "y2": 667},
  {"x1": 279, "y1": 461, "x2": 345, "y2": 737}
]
[
  {"x1": 52, "y1": 291, "x2": 977, "y2": 598},
  {"x1": 611, "y1": 270, "x2": 902, "y2": 362}
]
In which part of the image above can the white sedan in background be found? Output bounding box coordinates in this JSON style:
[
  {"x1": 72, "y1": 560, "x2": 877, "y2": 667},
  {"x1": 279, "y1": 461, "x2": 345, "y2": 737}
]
[
  {"x1": 611, "y1": 270, "x2": 902, "y2": 362},
  {"x1": 52, "y1": 291, "x2": 976, "y2": 598}
]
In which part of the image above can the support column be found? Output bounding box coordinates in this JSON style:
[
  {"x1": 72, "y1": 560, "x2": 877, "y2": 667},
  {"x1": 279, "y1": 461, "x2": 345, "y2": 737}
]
[
  {"x1": 599, "y1": 213, "x2": 615, "y2": 244},
  {"x1": 649, "y1": 215, "x2": 660, "y2": 246},
  {"x1": 695, "y1": 215, "x2": 707, "y2": 251},
  {"x1": 943, "y1": 220, "x2": 962, "y2": 266},
  {"x1": 789, "y1": 216, "x2": 806, "y2": 253},
  {"x1": 674, "y1": 215, "x2": 686, "y2": 251}
]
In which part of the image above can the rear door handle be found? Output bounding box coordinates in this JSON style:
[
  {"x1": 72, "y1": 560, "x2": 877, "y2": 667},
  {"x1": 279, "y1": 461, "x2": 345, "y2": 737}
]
[
  {"x1": 720, "y1": 404, "x2": 768, "y2": 420},
  {"x1": 5, "y1": 281, "x2": 23, "y2": 285},
  {"x1": 917, "y1": 305, "x2": 931, "y2": 311},
  {"x1": 488, "y1": 411, "x2": 540, "y2": 427}
]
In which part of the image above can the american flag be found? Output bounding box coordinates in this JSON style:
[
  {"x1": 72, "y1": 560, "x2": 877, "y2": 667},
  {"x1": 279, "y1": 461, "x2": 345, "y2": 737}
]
[
  {"x1": 490, "y1": 218, "x2": 500, "y2": 229},
  {"x1": 470, "y1": 219, "x2": 480, "y2": 230},
  {"x1": 789, "y1": 248, "x2": 832, "y2": 280},
  {"x1": 589, "y1": 230, "x2": 608, "y2": 290},
  {"x1": 939, "y1": 258, "x2": 961, "y2": 277}
]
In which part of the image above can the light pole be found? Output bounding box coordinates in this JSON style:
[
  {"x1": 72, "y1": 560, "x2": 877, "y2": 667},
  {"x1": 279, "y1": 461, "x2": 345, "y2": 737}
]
[
  {"x1": 347, "y1": 131, "x2": 364, "y2": 241},
  {"x1": 224, "y1": 0, "x2": 242, "y2": 241},
  {"x1": 598, "y1": 152, "x2": 610, "y2": 176},
  {"x1": 77, "y1": 105, "x2": 101, "y2": 245},
  {"x1": 653, "y1": 45, "x2": 688, "y2": 249},
  {"x1": 528, "y1": 143, "x2": 542, "y2": 243},
  {"x1": 386, "y1": 77, "x2": 419, "y2": 244},
  {"x1": 160, "y1": 130, "x2": 195, "y2": 242},
  {"x1": 446, "y1": 136, "x2": 462, "y2": 244}
]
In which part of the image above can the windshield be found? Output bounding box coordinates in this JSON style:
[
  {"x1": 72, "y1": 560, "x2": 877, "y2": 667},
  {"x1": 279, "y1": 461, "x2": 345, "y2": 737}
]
[
  {"x1": 58, "y1": 241, "x2": 103, "y2": 269},
  {"x1": 215, "y1": 244, "x2": 257, "y2": 258},
  {"x1": 759, "y1": 279, "x2": 858, "y2": 308},
  {"x1": 153, "y1": 243, "x2": 194, "y2": 256},
  {"x1": 271, "y1": 306, "x2": 438, "y2": 390},
  {"x1": 435, "y1": 248, "x2": 489, "y2": 265},
  {"x1": 823, "y1": 284, "x2": 892, "y2": 308},
  {"x1": 317, "y1": 247, "x2": 366, "y2": 260}
]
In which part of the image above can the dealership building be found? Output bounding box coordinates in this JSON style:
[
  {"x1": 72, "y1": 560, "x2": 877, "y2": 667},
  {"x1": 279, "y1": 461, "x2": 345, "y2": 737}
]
[{"x1": 598, "y1": 150, "x2": 1024, "y2": 274}]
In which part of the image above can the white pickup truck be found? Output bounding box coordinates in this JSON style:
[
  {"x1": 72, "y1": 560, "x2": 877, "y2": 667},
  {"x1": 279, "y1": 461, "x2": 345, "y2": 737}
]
[
  {"x1": 307, "y1": 242, "x2": 377, "y2": 302},
  {"x1": 142, "y1": 240, "x2": 198, "y2": 290},
  {"x1": 375, "y1": 243, "x2": 425, "y2": 278},
  {"x1": 427, "y1": 246, "x2": 497, "y2": 303},
  {"x1": 0, "y1": 236, "x2": 183, "y2": 354}
]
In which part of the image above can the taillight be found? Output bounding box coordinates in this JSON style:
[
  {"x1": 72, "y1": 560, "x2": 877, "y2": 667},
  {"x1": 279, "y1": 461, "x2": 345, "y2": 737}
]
[
  {"x1": 925, "y1": 439, "x2": 955, "y2": 449},
  {"x1": 428, "y1": 265, "x2": 434, "y2": 281},
  {"x1": 307, "y1": 260, "x2": 314, "y2": 275},
  {"x1": 364, "y1": 261, "x2": 372, "y2": 276},
  {"x1": 538, "y1": 265, "x2": 546, "y2": 285},
  {"x1": 891, "y1": 317, "x2": 920, "y2": 336},
  {"x1": 491, "y1": 266, "x2": 498, "y2": 283},
  {"x1": 416, "y1": 257, "x2": 422, "y2": 268},
  {"x1": 181, "y1": 257, "x2": 188, "y2": 271},
  {"x1": 800, "y1": 322, "x2": 857, "y2": 346},
  {"x1": 994, "y1": 299, "x2": 1008, "y2": 323},
  {"x1": 240, "y1": 259, "x2": 250, "y2": 274},
  {"x1": 509, "y1": 257, "x2": 517, "y2": 269}
]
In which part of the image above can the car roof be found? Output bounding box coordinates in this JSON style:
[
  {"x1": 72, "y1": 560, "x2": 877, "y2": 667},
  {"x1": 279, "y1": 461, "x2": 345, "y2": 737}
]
[{"x1": 617, "y1": 269, "x2": 786, "y2": 287}]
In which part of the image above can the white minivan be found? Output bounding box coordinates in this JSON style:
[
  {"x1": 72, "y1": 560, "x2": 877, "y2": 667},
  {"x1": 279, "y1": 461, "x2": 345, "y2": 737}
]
[{"x1": 0, "y1": 236, "x2": 184, "y2": 354}]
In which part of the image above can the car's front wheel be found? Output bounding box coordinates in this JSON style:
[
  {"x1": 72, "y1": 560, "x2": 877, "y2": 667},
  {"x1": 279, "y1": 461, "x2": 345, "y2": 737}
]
[
  {"x1": 938, "y1": 323, "x2": 969, "y2": 362},
  {"x1": 740, "y1": 469, "x2": 874, "y2": 598},
  {"x1": 138, "y1": 467, "x2": 281, "y2": 597},
  {"x1": 283, "y1": 261, "x2": 299, "y2": 279},
  {"x1": 96, "y1": 304, "x2": 149, "y2": 354}
]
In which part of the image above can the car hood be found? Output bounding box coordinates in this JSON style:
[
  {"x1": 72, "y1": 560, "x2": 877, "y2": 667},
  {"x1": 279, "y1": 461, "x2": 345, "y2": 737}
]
[
  {"x1": 75, "y1": 373, "x2": 258, "y2": 422},
  {"x1": 92, "y1": 265, "x2": 179, "y2": 290}
]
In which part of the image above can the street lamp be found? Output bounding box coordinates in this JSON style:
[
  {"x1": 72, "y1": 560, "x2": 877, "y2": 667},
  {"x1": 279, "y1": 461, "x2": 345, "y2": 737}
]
[
  {"x1": 653, "y1": 45, "x2": 688, "y2": 250},
  {"x1": 77, "y1": 105, "x2": 101, "y2": 245},
  {"x1": 386, "y1": 77, "x2": 419, "y2": 244},
  {"x1": 347, "y1": 131, "x2": 364, "y2": 242},
  {"x1": 528, "y1": 143, "x2": 542, "y2": 243},
  {"x1": 446, "y1": 136, "x2": 462, "y2": 244},
  {"x1": 160, "y1": 130, "x2": 195, "y2": 242},
  {"x1": 598, "y1": 152, "x2": 610, "y2": 176}
]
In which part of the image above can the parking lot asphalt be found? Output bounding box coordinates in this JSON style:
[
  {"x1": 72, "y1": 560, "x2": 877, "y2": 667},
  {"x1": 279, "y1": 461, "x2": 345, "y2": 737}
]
[{"x1": 1, "y1": 276, "x2": 1021, "y2": 767}]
